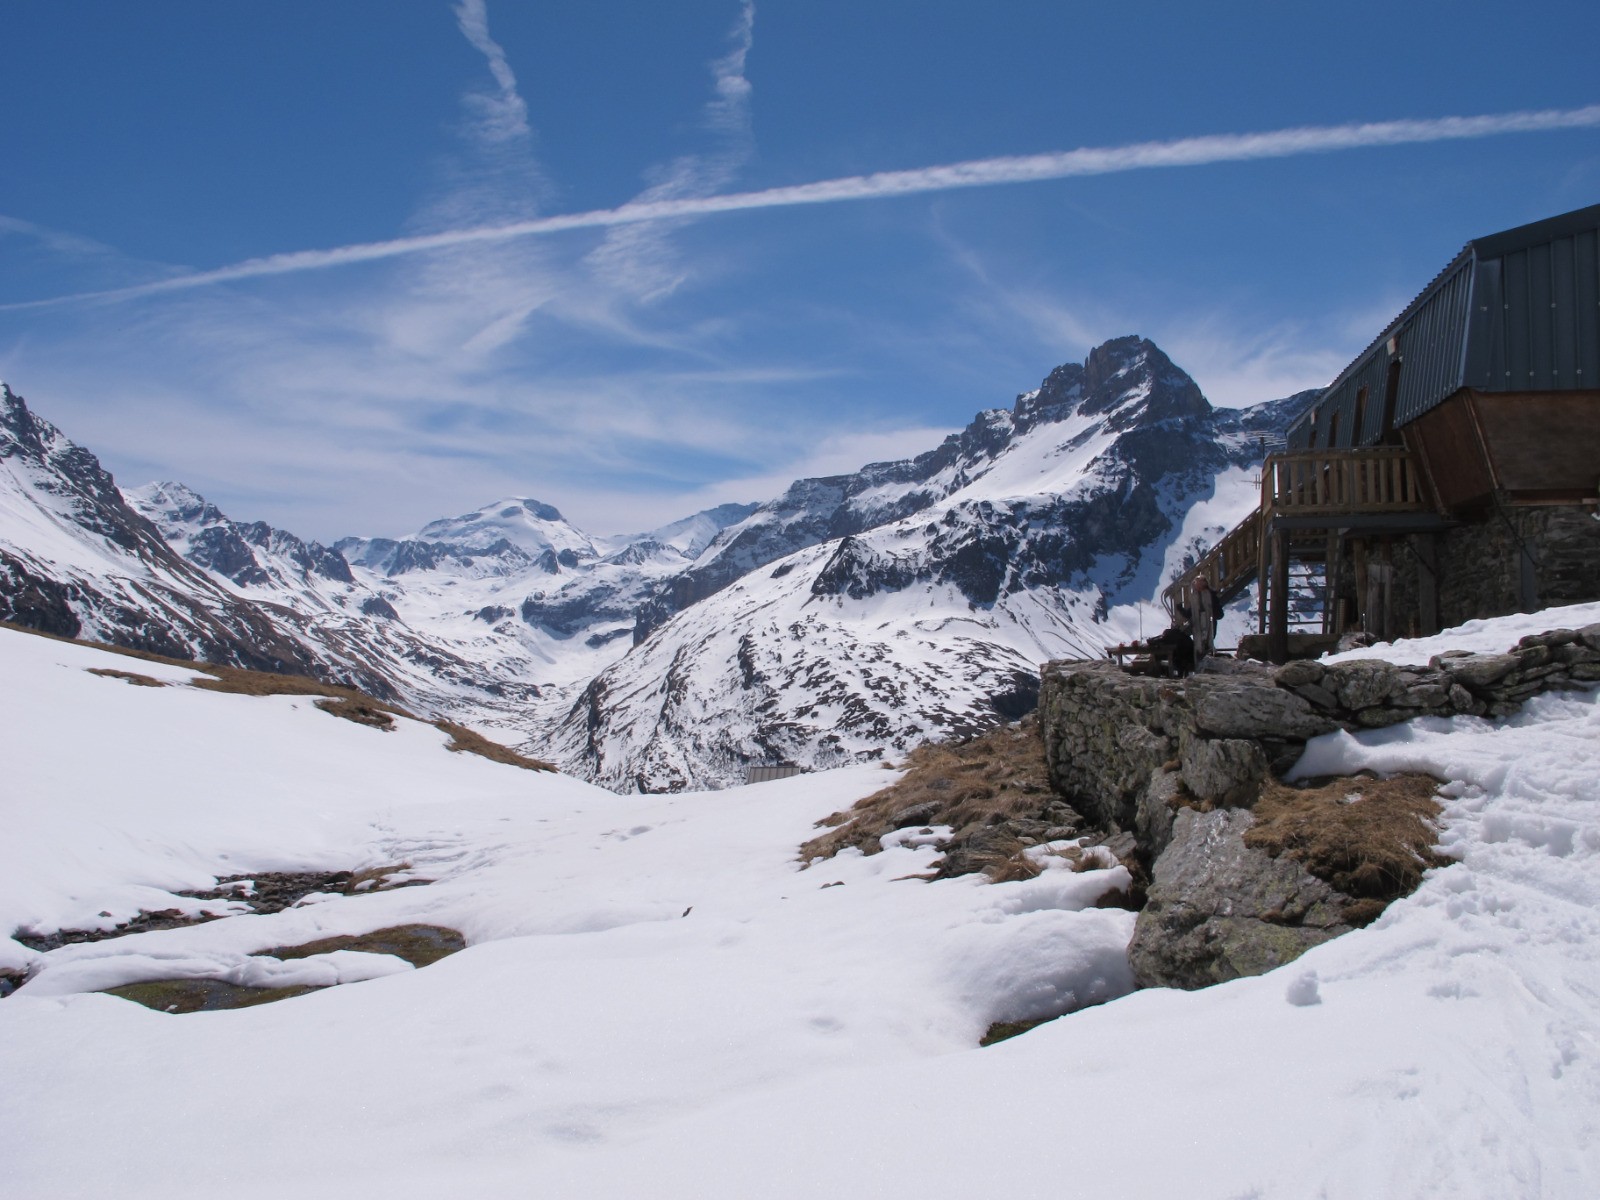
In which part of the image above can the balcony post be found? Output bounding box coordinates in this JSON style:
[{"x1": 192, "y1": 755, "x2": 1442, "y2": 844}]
[{"x1": 1268, "y1": 528, "x2": 1289, "y2": 664}]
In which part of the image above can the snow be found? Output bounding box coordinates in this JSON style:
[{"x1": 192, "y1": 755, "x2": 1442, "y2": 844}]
[
  {"x1": 4, "y1": 607, "x2": 1600, "y2": 1197},
  {"x1": 1325, "y1": 599, "x2": 1600, "y2": 666}
]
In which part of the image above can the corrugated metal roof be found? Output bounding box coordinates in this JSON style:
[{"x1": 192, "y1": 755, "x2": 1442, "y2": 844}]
[{"x1": 1288, "y1": 202, "x2": 1600, "y2": 449}]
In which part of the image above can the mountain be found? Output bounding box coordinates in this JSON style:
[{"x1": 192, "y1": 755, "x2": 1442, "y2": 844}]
[
  {"x1": 131, "y1": 485, "x2": 755, "y2": 713},
  {"x1": 543, "y1": 338, "x2": 1317, "y2": 791},
  {"x1": 0, "y1": 339, "x2": 1315, "y2": 785},
  {"x1": 0, "y1": 383, "x2": 349, "y2": 683}
]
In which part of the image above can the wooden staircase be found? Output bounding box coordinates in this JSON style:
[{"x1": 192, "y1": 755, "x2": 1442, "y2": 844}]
[{"x1": 1163, "y1": 447, "x2": 1445, "y2": 660}]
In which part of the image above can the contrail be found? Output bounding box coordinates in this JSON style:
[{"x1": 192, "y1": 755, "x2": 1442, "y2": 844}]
[{"x1": 10, "y1": 103, "x2": 1599, "y2": 310}]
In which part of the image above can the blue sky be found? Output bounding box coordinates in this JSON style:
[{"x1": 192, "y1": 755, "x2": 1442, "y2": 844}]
[{"x1": 2, "y1": 1, "x2": 1597, "y2": 541}]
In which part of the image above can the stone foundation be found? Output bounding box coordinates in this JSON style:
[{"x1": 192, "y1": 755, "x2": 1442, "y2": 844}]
[{"x1": 1039, "y1": 621, "x2": 1600, "y2": 988}]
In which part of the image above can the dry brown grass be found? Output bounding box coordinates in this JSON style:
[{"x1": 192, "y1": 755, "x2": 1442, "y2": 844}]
[
  {"x1": 1245, "y1": 773, "x2": 1449, "y2": 922},
  {"x1": 313, "y1": 695, "x2": 398, "y2": 730},
  {"x1": 86, "y1": 667, "x2": 166, "y2": 687},
  {"x1": 255, "y1": 924, "x2": 466, "y2": 968},
  {"x1": 435, "y1": 719, "x2": 556, "y2": 772},
  {"x1": 3, "y1": 617, "x2": 554, "y2": 771},
  {"x1": 800, "y1": 717, "x2": 1073, "y2": 881}
]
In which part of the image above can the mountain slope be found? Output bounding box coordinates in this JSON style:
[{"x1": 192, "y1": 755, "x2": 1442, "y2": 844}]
[
  {"x1": 4, "y1": 608, "x2": 1598, "y2": 1199},
  {"x1": 543, "y1": 338, "x2": 1316, "y2": 791},
  {"x1": 0, "y1": 384, "x2": 350, "y2": 683}
]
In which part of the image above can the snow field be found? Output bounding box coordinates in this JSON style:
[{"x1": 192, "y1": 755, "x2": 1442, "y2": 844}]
[
  {"x1": 0, "y1": 625, "x2": 1130, "y2": 1197},
  {"x1": 2, "y1": 606, "x2": 1599, "y2": 1197}
]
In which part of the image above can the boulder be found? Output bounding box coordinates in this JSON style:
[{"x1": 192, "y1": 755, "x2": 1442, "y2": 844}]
[
  {"x1": 1321, "y1": 660, "x2": 1400, "y2": 710},
  {"x1": 1191, "y1": 682, "x2": 1337, "y2": 741},
  {"x1": 1128, "y1": 808, "x2": 1352, "y2": 990},
  {"x1": 1432, "y1": 652, "x2": 1519, "y2": 690},
  {"x1": 1179, "y1": 734, "x2": 1267, "y2": 806}
]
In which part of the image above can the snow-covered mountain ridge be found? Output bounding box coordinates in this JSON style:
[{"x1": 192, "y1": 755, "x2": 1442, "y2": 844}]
[
  {"x1": 549, "y1": 338, "x2": 1315, "y2": 791},
  {"x1": 0, "y1": 338, "x2": 1313, "y2": 784}
]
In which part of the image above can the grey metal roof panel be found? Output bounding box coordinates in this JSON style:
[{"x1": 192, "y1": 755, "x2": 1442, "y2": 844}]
[
  {"x1": 1469, "y1": 202, "x2": 1600, "y2": 260},
  {"x1": 1287, "y1": 202, "x2": 1600, "y2": 445}
]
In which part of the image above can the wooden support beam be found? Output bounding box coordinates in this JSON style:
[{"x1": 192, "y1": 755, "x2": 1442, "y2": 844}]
[
  {"x1": 1412, "y1": 533, "x2": 1439, "y2": 636},
  {"x1": 1269, "y1": 529, "x2": 1289, "y2": 664}
]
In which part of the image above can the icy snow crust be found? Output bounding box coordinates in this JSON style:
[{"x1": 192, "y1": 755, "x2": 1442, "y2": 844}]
[{"x1": 4, "y1": 609, "x2": 1600, "y2": 1198}]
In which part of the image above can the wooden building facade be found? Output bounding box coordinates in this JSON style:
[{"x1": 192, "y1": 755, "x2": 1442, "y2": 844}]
[{"x1": 1168, "y1": 203, "x2": 1600, "y2": 660}]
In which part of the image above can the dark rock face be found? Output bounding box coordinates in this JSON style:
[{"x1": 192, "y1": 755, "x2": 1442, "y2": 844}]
[
  {"x1": 522, "y1": 582, "x2": 633, "y2": 638},
  {"x1": 650, "y1": 338, "x2": 1316, "y2": 622},
  {"x1": 0, "y1": 386, "x2": 344, "y2": 681}
]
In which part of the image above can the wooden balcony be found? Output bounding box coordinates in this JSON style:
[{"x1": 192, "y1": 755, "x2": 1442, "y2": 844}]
[
  {"x1": 1162, "y1": 447, "x2": 1439, "y2": 638},
  {"x1": 1261, "y1": 447, "x2": 1426, "y2": 516}
]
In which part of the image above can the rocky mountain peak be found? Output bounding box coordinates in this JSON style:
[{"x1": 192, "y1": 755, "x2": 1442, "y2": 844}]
[
  {"x1": 1078, "y1": 336, "x2": 1210, "y2": 427},
  {"x1": 125, "y1": 481, "x2": 226, "y2": 528}
]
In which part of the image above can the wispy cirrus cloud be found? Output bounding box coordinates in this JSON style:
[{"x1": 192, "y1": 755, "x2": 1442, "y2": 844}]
[
  {"x1": 583, "y1": 0, "x2": 756, "y2": 302},
  {"x1": 0, "y1": 214, "x2": 123, "y2": 260},
  {"x1": 452, "y1": 0, "x2": 531, "y2": 146},
  {"x1": 9, "y1": 101, "x2": 1599, "y2": 312}
]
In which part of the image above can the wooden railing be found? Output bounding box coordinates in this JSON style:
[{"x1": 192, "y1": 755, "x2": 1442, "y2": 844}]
[
  {"x1": 1163, "y1": 507, "x2": 1261, "y2": 617},
  {"x1": 1162, "y1": 447, "x2": 1429, "y2": 621},
  {"x1": 1262, "y1": 447, "x2": 1424, "y2": 515}
]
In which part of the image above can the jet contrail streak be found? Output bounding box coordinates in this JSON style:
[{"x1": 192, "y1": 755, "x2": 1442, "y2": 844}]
[{"x1": 10, "y1": 103, "x2": 1599, "y2": 309}]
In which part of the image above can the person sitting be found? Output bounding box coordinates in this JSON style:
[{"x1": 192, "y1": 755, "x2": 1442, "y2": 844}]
[{"x1": 1145, "y1": 621, "x2": 1196, "y2": 677}]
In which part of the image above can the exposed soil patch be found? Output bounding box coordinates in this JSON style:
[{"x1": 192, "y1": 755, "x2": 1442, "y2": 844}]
[
  {"x1": 801, "y1": 716, "x2": 1090, "y2": 882},
  {"x1": 102, "y1": 924, "x2": 467, "y2": 1014},
  {"x1": 254, "y1": 924, "x2": 466, "y2": 968},
  {"x1": 11, "y1": 866, "x2": 429, "y2": 952},
  {"x1": 980, "y1": 1017, "x2": 1053, "y2": 1046},
  {"x1": 85, "y1": 666, "x2": 166, "y2": 687},
  {"x1": 0, "y1": 970, "x2": 25, "y2": 999},
  {"x1": 104, "y1": 979, "x2": 321, "y2": 1014},
  {"x1": 1244, "y1": 773, "x2": 1449, "y2": 925}
]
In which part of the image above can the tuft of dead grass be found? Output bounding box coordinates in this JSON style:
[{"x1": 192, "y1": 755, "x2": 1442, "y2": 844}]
[
  {"x1": 1245, "y1": 773, "x2": 1449, "y2": 922},
  {"x1": 313, "y1": 695, "x2": 397, "y2": 730},
  {"x1": 86, "y1": 667, "x2": 166, "y2": 688},
  {"x1": 799, "y1": 716, "x2": 1081, "y2": 882},
  {"x1": 435, "y1": 719, "x2": 556, "y2": 772}
]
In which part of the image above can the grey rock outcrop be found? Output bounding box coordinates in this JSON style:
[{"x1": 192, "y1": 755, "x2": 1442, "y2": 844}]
[
  {"x1": 1127, "y1": 808, "x2": 1353, "y2": 990},
  {"x1": 1039, "y1": 622, "x2": 1600, "y2": 991}
]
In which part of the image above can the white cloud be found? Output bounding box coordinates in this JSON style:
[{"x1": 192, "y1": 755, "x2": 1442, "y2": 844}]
[
  {"x1": 582, "y1": 0, "x2": 757, "y2": 303},
  {"x1": 12, "y1": 101, "x2": 1599, "y2": 311},
  {"x1": 452, "y1": 0, "x2": 531, "y2": 145}
]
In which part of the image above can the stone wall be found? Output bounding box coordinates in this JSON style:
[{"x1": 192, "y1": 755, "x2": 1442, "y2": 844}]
[
  {"x1": 1039, "y1": 622, "x2": 1600, "y2": 989},
  {"x1": 1043, "y1": 623, "x2": 1600, "y2": 835},
  {"x1": 1317, "y1": 503, "x2": 1600, "y2": 642}
]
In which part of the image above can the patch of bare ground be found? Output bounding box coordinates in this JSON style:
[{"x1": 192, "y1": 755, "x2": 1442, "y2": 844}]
[
  {"x1": 105, "y1": 979, "x2": 320, "y2": 1014},
  {"x1": 102, "y1": 924, "x2": 468, "y2": 1013},
  {"x1": 0, "y1": 619, "x2": 553, "y2": 770},
  {"x1": 1244, "y1": 773, "x2": 1450, "y2": 925},
  {"x1": 255, "y1": 924, "x2": 466, "y2": 968},
  {"x1": 801, "y1": 716, "x2": 1096, "y2": 884},
  {"x1": 980, "y1": 1017, "x2": 1052, "y2": 1046},
  {"x1": 434, "y1": 719, "x2": 556, "y2": 772},
  {"x1": 11, "y1": 866, "x2": 431, "y2": 952},
  {"x1": 85, "y1": 666, "x2": 165, "y2": 687}
]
